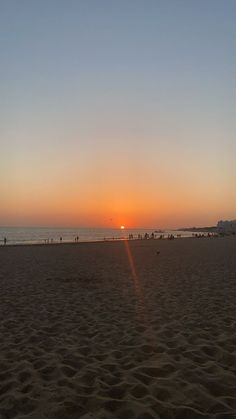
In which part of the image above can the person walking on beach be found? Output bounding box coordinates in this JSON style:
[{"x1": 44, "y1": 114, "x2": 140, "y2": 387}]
[{"x1": 4, "y1": 237, "x2": 7, "y2": 245}]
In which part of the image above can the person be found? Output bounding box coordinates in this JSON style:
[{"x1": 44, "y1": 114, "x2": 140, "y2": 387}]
[{"x1": 4, "y1": 237, "x2": 7, "y2": 245}]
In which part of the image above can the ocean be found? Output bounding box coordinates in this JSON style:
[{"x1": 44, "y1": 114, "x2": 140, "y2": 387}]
[{"x1": 0, "y1": 226, "x2": 201, "y2": 246}]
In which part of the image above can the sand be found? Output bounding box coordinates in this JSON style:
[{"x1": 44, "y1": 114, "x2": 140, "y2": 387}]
[{"x1": 0, "y1": 236, "x2": 236, "y2": 419}]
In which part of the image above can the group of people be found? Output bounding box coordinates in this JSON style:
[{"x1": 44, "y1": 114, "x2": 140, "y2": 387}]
[
  {"x1": 192, "y1": 233, "x2": 217, "y2": 238},
  {"x1": 129, "y1": 233, "x2": 176, "y2": 240},
  {"x1": 44, "y1": 236, "x2": 80, "y2": 243}
]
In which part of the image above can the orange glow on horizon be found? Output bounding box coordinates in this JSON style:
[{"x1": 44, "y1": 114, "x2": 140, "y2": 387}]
[{"x1": 1, "y1": 166, "x2": 231, "y2": 228}]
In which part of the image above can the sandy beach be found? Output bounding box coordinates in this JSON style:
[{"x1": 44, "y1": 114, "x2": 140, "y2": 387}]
[{"x1": 0, "y1": 236, "x2": 236, "y2": 419}]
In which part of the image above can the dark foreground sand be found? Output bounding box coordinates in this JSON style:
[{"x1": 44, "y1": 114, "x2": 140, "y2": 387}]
[{"x1": 0, "y1": 237, "x2": 236, "y2": 419}]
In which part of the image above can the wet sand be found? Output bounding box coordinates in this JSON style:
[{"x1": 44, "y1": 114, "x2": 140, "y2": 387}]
[{"x1": 0, "y1": 236, "x2": 236, "y2": 418}]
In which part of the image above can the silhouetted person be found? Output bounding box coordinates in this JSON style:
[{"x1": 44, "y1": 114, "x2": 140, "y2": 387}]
[{"x1": 4, "y1": 237, "x2": 7, "y2": 245}]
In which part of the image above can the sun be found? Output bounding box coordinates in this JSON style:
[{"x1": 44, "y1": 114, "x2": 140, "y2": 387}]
[{"x1": 120, "y1": 225, "x2": 125, "y2": 230}]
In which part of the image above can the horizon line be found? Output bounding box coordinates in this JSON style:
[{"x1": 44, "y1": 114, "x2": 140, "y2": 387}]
[{"x1": 0, "y1": 224, "x2": 217, "y2": 230}]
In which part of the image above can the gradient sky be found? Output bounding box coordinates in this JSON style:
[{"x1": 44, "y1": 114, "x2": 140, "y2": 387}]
[{"x1": 1, "y1": 0, "x2": 236, "y2": 228}]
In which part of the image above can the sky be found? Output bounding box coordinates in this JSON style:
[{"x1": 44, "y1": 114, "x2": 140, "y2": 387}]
[{"x1": 1, "y1": 0, "x2": 236, "y2": 228}]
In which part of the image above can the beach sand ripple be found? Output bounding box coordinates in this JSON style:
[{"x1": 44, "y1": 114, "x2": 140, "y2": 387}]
[{"x1": 0, "y1": 237, "x2": 236, "y2": 418}]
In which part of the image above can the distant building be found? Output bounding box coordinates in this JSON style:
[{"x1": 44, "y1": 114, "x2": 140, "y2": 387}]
[{"x1": 217, "y1": 220, "x2": 236, "y2": 234}]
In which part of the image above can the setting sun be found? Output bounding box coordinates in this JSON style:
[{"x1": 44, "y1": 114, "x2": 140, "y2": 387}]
[{"x1": 120, "y1": 225, "x2": 125, "y2": 230}]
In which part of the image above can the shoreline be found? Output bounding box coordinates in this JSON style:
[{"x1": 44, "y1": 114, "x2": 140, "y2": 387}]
[
  {"x1": 0, "y1": 226, "x2": 221, "y2": 248},
  {"x1": 0, "y1": 233, "x2": 223, "y2": 249}
]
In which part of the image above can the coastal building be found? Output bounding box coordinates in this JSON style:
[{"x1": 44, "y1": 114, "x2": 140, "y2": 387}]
[{"x1": 217, "y1": 220, "x2": 236, "y2": 234}]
